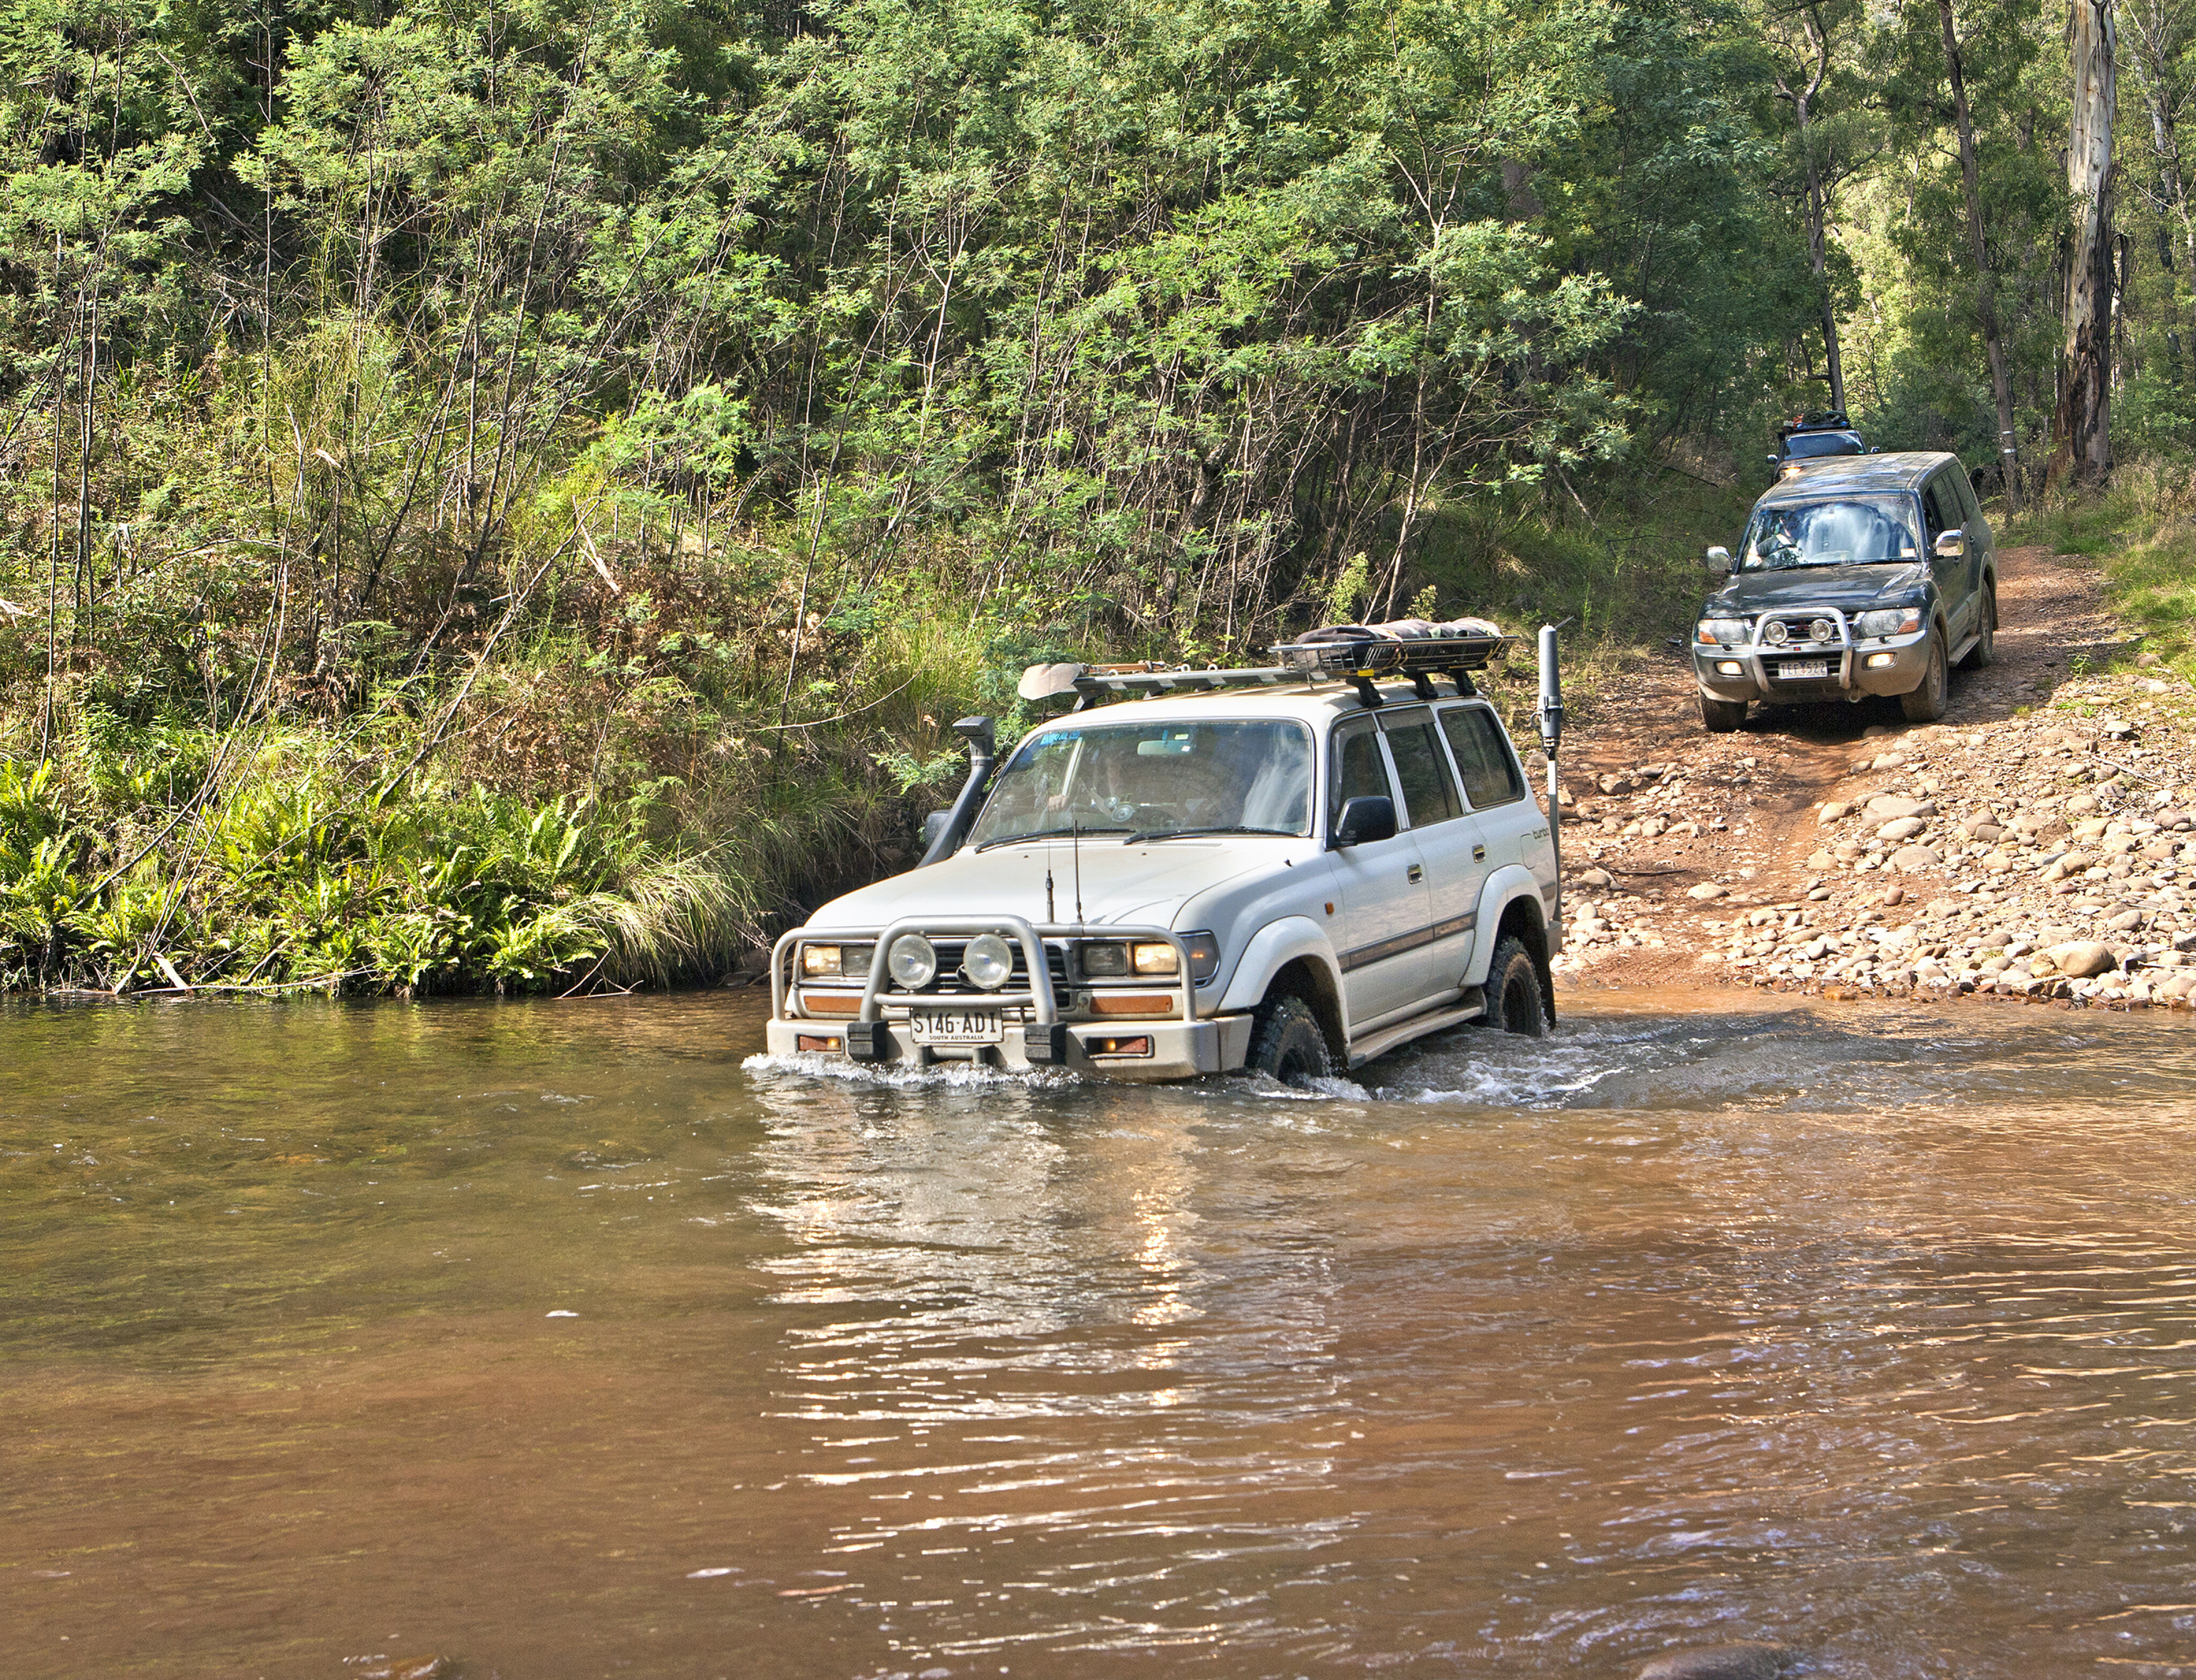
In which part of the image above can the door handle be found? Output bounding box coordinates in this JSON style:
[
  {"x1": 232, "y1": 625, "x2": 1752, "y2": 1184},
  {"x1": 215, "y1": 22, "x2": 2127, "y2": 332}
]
[
  {"x1": 1407, "y1": 863, "x2": 1424, "y2": 883},
  {"x1": 1472, "y1": 845, "x2": 1486, "y2": 863}
]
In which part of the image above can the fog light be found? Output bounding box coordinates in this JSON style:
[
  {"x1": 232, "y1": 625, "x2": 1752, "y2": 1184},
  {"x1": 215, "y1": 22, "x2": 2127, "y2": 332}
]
[
  {"x1": 1865, "y1": 651, "x2": 1895, "y2": 668},
  {"x1": 796, "y1": 1034, "x2": 843, "y2": 1053},
  {"x1": 887, "y1": 934, "x2": 938, "y2": 988},
  {"x1": 962, "y1": 933, "x2": 1014, "y2": 990},
  {"x1": 1716, "y1": 660, "x2": 1744, "y2": 676},
  {"x1": 1087, "y1": 1035, "x2": 1153, "y2": 1057}
]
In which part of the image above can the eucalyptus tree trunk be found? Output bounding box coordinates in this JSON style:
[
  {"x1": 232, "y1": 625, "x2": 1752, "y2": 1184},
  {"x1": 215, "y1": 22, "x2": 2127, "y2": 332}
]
[
  {"x1": 2053, "y1": 0, "x2": 2119, "y2": 489},
  {"x1": 2127, "y1": 0, "x2": 2193, "y2": 377},
  {"x1": 1938, "y1": 0, "x2": 2023, "y2": 507},
  {"x1": 1776, "y1": 3, "x2": 1845, "y2": 413}
]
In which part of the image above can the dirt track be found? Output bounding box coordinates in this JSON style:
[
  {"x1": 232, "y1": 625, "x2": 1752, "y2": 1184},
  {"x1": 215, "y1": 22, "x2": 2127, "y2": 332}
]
[{"x1": 1549, "y1": 546, "x2": 2196, "y2": 1008}]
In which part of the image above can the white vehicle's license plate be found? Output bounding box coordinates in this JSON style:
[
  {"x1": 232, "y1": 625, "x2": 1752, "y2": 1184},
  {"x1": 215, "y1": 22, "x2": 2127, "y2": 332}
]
[
  {"x1": 1776, "y1": 659, "x2": 1830, "y2": 679},
  {"x1": 909, "y1": 1008, "x2": 1003, "y2": 1044}
]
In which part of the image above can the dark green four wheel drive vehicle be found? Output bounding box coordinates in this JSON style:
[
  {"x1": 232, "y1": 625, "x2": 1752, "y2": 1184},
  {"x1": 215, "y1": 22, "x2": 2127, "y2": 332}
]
[{"x1": 1690, "y1": 452, "x2": 1997, "y2": 733}]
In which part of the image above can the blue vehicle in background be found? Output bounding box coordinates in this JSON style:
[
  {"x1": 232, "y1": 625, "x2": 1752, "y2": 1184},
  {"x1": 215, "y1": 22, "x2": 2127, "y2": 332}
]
[{"x1": 1768, "y1": 410, "x2": 1870, "y2": 480}]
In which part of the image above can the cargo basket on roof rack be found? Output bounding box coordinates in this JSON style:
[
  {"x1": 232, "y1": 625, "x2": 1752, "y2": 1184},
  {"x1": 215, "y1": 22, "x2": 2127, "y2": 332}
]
[
  {"x1": 1275, "y1": 619, "x2": 1512, "y2": 678},
  {"x1": 1020, "y1": 618, "x2": 1516, "y2": 712}
]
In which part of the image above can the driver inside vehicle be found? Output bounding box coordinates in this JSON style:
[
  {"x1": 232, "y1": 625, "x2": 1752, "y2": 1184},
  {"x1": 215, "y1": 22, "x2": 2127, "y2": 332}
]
[
  {"x1": 1744, "y1": 500, "x2": 1917, "y2": 570},
  {"x1": 969, "y1": 719, "x2": 1315, "y2": 848}
]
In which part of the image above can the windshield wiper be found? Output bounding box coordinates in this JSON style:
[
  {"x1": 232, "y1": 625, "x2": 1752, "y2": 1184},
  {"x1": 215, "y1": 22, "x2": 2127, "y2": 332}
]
[
  {"x1": 974, "y1": 826, "x2": 1132, "y2": 852},
  {"x1": 1122, "y1": 825, "x2": 1300, "y2": 844}
]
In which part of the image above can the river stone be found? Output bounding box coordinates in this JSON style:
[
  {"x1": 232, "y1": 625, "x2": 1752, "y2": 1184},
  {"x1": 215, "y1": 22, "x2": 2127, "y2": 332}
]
[
  {"x1": 2108, "y1": 908, "x2": 2146, "y2": 932},
  {"x1": 1890, "y1": 844, "x2": 1941, "y2": 872},
  {"x1": 1688, "y1": 882, "x2": 1728, "y2": 900},
  {"x1": 1867, "y1": 794, "x2": 1933, "y2": 819},
  {"x1": 2050, "y1": 941, "x2": 2119, "y2": 979},
  {"x1": 1635, "y1": 1640, "x2": 1797, "y2": 1680},
  {"x1": 1577, "y1": 867, "x2": 1614, "y2": 887},
  {"x1": 1877, "y1": 816, "x2": 1927, "y2": 842},
  {"x1": 1817, "y1": 801, "x2": 1853, "y2": 824}
]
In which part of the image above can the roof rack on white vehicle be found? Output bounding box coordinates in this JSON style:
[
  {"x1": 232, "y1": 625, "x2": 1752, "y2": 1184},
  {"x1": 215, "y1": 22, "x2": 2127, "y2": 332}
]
[{"x1": 1019, "y1": 618, "x2": 1516, "y2": 711}]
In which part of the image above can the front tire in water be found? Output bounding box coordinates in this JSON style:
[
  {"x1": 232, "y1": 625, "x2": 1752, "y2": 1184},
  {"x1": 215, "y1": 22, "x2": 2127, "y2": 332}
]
[
  {"x1": 1246, "y1": 994, "x2": 1333, "y2": 1084},
  {"x1": 1900, "y1": 628, "x2": 1949, "y2": 722},
  {"x1": 1701, "y1": 692, "x2": 1748, "y2": 733},
  {"x1": 1482, "y1": 934, "x2": 1548, "y2": 1037}
]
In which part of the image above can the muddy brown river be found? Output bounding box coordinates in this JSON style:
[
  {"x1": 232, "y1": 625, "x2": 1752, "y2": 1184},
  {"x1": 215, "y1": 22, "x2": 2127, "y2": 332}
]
[{"x1": 5, "y1": 992, "x2": 2195, "y2": 1679}]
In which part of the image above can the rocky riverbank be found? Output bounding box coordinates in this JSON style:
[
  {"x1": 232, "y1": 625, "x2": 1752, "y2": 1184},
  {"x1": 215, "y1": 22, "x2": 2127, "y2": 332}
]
[{"x1": 1549, "y1": 544, "x2": 2196, "y2": 1011}]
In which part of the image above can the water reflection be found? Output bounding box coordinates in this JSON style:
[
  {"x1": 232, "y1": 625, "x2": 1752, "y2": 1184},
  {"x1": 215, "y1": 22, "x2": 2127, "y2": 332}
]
[{"x1": 4, "y1": 992, "x2": 2196, "y2": 1678}]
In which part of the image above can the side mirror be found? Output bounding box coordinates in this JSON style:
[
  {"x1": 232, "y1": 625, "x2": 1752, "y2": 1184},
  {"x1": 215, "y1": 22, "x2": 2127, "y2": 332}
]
[
  {"x1": 919, "y1": 810, "x2": 950, "y2": 854},
  {"x1": 1705, "y1": 545, "x2": 1733, "y2": 577},
  {"x1": 1331, "y1": 796, "x2": 1397, "y2": 849},
  {"x1": 1764, "y1": 453, "x2": 1778, "y2": 466},
  {"x1": 1933, "y1": 530, "x2": 1966, "y2": 559}
]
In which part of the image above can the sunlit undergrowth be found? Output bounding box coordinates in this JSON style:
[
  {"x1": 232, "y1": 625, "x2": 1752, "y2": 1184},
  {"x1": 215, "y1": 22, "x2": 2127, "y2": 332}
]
[
  {"x1": 2001, "y1": 458, "x2": 2196, "y2": 672},
  {"x1": 0, "y1": 710, "x2": 859, "y2": 997}
]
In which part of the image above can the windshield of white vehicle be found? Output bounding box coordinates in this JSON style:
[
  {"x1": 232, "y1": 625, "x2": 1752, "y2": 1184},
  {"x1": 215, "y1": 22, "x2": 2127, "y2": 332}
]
[
  {"x1": 1740, "y1": 497, "x2": 1919, "y2": 570},
  {"x1": 966, "y1": 719, "x2": 1315, "y2": 848}
]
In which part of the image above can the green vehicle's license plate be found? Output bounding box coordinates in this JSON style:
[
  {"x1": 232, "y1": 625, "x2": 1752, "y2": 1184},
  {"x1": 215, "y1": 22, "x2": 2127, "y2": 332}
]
[
  {"x1": 909, "y1": 1009, "x2": 1003, "y2": 1044},
  {"x1": 1776, "y1": 659, "x2": 1829, "y2": 679}
]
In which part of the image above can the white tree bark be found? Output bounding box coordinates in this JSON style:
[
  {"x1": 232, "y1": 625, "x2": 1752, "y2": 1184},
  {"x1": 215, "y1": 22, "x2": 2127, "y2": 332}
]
[{"x1": 2055, "y1": 0, "x2": 2118, "y2": 487}]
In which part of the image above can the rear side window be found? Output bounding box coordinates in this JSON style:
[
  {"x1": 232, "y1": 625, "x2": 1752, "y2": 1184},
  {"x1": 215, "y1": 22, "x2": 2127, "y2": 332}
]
[
  {"x1": 1923, "y1": 478, "x2": 1958, "y2": 539},
  {"x1": 1439, "y1": 708, "x2": 1526, "y2": 809},
  {"x1": 1953, "y1": 467, "x2": 1980, "y2": 522},
  {"x1": 1330, "y1": 717, "x2": 1393, "y2": 822},
  {"x1": 1381, "y1": 711, "x2": 1462, "y2": 826}
]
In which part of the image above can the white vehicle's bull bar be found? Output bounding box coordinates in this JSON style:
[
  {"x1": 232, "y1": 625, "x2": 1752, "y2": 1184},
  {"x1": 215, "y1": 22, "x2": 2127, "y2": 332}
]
[{"x1": 769, "y1": 917, "x2": 1199, "y2": 1064}]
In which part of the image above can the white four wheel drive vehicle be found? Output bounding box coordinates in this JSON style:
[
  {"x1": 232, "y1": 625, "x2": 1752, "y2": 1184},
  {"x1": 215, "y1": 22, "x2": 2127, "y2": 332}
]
[{"x1": 764, "y1": 627, "x2": 1568, "y2": 1083}]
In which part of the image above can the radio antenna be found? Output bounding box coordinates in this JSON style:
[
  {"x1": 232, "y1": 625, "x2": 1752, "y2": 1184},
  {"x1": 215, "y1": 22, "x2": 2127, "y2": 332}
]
[
  {"x1": 1073, "y1": 814, "x2": 1085, "y2": 926},
  {"x1": 1045, "y1": 831, "x2": 1057, "y2": 924}
]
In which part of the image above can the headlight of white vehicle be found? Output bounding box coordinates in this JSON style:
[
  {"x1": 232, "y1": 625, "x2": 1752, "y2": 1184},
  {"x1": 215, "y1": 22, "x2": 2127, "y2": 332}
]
[
  {"x1": 887, "y1": 934, "x2": 938, "y2": 988},
  {"x1": 801, "y1": 943, "x2": 872, "y2": 978},
  {"x1": 1696, "y1": 618, "x2": 1748, "y2": 645},
  {"x1": 961, "y1": 933, "x2": 1014, "y2": 990},
  {"x1": 1130, "y1": 941, "x2": 1180, "y2": 976},
  {"x1": 1856, "y1": 607, "x2": 1922, "y2": 637}
]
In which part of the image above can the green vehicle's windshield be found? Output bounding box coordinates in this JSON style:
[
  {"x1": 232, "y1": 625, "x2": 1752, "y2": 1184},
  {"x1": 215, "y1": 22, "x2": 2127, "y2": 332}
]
[
  {"x1": 967, "y1": 719, "x2": 1314, "y2": 849},
  {"x1": 1740, "y1": 498, "x2": 1918, "y2": 570}
]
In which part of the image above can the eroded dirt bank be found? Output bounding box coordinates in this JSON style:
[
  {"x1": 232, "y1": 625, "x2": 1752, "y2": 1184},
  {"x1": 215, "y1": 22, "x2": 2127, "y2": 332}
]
[{"x1": 1549, "y1": 545, "x2": 2196, "y2": 1010}]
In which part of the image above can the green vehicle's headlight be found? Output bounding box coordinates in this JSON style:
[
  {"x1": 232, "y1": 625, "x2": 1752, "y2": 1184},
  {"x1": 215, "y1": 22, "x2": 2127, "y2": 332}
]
[
  {"x1": 1856, "y1": 607, "x2": 1922, "y2": 637},
  {"x1": 1695, "y1": 618, "x2": 1748, "y2": 645}
]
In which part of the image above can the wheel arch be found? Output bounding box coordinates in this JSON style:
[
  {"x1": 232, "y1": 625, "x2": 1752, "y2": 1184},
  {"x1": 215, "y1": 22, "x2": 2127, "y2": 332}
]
[
  {"x1": 1262, "y1": 955, "x2": 1347, "y2": 1062},
  {"x1": 1466, "y1": 866, "x2": 1556, "y2": 1024},
  {"x1": 1490, "y1": 897, "x2": 1557, "y2": 1029},
  {"x1": 1216, "y1": 916, "x2": 1347, "y2": 1060}
]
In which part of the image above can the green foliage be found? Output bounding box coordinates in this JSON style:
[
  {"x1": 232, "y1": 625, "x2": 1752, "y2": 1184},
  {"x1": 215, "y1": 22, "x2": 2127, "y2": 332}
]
[
  {"x1": 2002, "y1": 463, "x2": 2196, "y2": 670},
  {"x1": 0, "y1": 0, "x2": 2167, "y2": 994}
]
